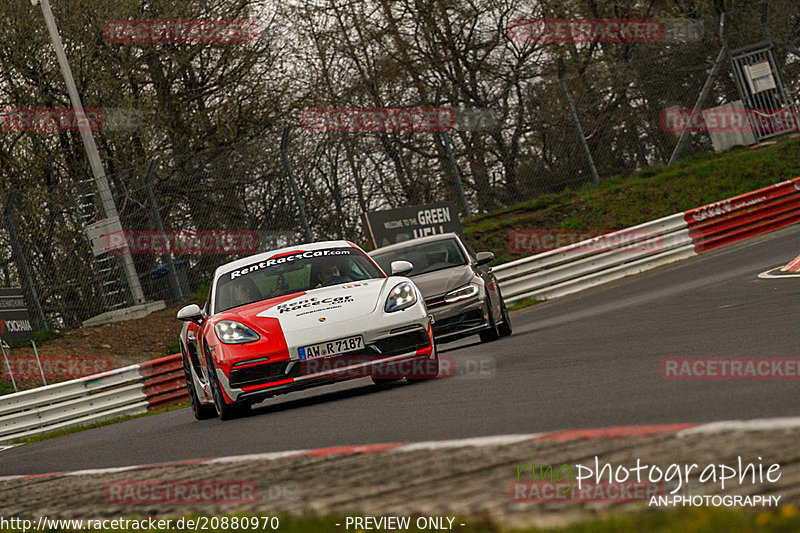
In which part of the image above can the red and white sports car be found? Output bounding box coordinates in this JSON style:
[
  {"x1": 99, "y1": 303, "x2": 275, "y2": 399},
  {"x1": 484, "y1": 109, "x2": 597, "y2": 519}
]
[{"x1": 177, "y1": 240, "x2": 437, "y2": 420}]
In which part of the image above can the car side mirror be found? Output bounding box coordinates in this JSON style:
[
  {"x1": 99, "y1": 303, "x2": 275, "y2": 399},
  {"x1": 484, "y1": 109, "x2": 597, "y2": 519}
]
[
  {"x1": 390, "y1": 260, "x2": 414, "y2": 276},
  {"x1": 475, "y1": 252, "x2": 494, "y2": 266},
  {"x1": 177, "y1": 304, "x2": 205, "y2": 325}
]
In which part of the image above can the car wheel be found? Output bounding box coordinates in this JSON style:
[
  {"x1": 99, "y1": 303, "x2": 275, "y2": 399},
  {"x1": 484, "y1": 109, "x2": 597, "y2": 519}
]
[
  {"x1": 479, "y1": 300, "x2": 500, "y2": 343},
  {"x1": 498, "y1": 297, "x2": 512, "y2": 338},
  {"x1": 183, "y1": 362, "x2": 216, "y2": 420},
  {"x1": 205, "y1": 349, "x2": 249, "y2": 420}
]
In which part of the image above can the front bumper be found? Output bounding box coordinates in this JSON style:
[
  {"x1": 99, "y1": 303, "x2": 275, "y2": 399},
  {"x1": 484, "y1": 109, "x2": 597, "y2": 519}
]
[
  {"x1": 215, "y1": 313, "x2": 434, "y2": 403},
  {"x1": 425, "y1": 295, "x2": 490, "y2": 342}
]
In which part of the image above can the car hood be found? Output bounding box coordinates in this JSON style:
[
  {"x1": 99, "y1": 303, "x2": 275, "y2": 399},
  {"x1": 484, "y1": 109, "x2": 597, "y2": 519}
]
[
  {"x1": 222, "y1": 279, "x2": 388, "y2": 331},
  {"x1": 410, "y1": 265, "x2": 475, "y2": 299}
]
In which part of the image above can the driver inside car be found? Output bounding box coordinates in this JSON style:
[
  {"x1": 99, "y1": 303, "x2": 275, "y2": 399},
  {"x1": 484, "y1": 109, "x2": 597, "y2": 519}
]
[
  {"x1": 230, "y1": 277, "x2": 262, "y2": 306},
  {"x1": 313, "y1": 259, "x2": 352, "y2": 288}
]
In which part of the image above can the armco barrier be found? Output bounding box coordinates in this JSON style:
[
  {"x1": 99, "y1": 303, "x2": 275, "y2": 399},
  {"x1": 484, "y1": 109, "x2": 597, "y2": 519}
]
[
  {"x1": 495, "y1": 176, "x2": 800, "y2": 304},
  {"x1": 2, "y1": 178, "x2": 799, "y2": 438},
  {"x1": 0, "y1": 354, "x2": 186, "y2": 443}
]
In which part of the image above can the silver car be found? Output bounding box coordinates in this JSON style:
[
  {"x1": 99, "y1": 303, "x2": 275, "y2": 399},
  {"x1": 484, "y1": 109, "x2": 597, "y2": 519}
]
[{"x1": 369, "y1": 233, "x2": 511, "y2": 343}]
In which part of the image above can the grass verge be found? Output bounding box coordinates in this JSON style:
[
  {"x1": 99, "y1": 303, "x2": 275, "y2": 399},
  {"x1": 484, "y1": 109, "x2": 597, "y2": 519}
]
[{"x1": 465, "y1": 135, "x2": 800, "y2": 264}]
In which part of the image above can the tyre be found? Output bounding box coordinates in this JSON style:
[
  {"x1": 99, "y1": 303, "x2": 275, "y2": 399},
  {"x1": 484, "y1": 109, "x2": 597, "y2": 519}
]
[
  {"x1": 205, "y1": 348, "x2": 249, "y2": 420},
  {"x1": 479, "y1": 300, "x2": 500, "y2": 343},
  {"x1": 183, "y1": 363, "x2": 216, "y2": 420},
  {"x1": 498, "y1": 297, "x2": 512, "y2": 338}
]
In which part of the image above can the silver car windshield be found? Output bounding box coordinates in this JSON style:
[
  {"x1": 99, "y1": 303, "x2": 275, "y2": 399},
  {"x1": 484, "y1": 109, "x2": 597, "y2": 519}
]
[{"x1": 372, "y1": 239, "x2": 467, "y2": 276}]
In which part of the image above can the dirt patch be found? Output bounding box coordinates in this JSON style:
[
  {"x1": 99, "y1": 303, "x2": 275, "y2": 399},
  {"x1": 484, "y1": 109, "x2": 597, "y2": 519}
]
[{"x1": 1, "y1": 305, "x2": 189, "y2": 391}]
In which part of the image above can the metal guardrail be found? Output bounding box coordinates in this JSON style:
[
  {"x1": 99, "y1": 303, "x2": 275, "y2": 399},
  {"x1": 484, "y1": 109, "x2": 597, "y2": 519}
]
[
  {"x1": 1, "y1": 178, "x2": 799, "y2": 441},
  {"x1": 0, "y1": 354, "x2": 185, "y2": 443},
  {"x1": 494, "y1": 213, "x2": 695, "y2": 304},
  {"x1": 495, "y1": 177, "x2": 800, "y2": 304}
]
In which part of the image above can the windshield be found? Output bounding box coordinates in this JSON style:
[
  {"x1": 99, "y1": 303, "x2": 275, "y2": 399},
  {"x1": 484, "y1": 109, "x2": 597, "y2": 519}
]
[
  {"x1": 214, "y1": 247, "x2": 383, "y2": 313},
  {"x1": 371, "y1": 238, "x2": 468, "y2": 276}
]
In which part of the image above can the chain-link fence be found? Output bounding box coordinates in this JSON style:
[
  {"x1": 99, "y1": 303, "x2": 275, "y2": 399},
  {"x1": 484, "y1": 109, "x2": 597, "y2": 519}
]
[{"x1": 1, "y1": 4, "x2": 799, "y2": 332}]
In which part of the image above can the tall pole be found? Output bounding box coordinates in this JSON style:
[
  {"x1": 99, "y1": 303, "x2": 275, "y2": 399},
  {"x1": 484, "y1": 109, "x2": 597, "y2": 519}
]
[
  {"x1": 669, "y1": 14, "x2": 727, "y2": 165},
  {"x1": 435, "y1": 85, "x2": 472, "y2": 217},
  {"x1": 145, "y1": 159, "x2": 183, "y2": 303},
  {"x1": 558, "y1": 57, "x2": 600, "y2": 185},
  {"x1": 34, "y1": 0, "x2": 145, "y2": 304},
  {"x1": 280, "y1": 126, "x2": 313, "y2": 242}
]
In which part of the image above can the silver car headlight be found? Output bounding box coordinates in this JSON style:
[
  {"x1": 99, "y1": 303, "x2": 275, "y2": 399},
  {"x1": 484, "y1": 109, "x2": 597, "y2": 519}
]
[
  {"x1": 214, "y1": 320, "x2": 260, "y2": 344},
  {"x1": 385, "y1": 282, "x2": 417, "y2": 313},
  {"x1": 444, "y1": 283, "x2": 479, "y2": 303}
]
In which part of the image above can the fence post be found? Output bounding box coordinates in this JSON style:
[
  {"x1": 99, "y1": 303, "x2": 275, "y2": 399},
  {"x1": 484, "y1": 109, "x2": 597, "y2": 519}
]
[
  {"x1": 0, "y1": 341, "x2": 16, "y2": 392},
  {"x1": 2, "y1": 192, "x2": 47, "y2": 331},
  {"x1": 435, "y1": 85, "x2": 472, "y2": 218},
  {"x1": 280, "y1": 126, "x2": 313, "y2": 242},
  {"x1": 558, "y1": 57, "x2": 600, "y2": 185},
  {"x1": 669, "y1": 14, "x2": 728, "y2": 165},
  {"x1": 144, "y1": 159, "x2": 183, "y2": 303}
]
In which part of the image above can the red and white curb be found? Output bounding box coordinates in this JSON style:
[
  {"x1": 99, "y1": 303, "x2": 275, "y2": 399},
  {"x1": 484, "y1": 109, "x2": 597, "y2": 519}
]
[{"x1": 2, "y1": 416, "x2": 799, "y2": 483}]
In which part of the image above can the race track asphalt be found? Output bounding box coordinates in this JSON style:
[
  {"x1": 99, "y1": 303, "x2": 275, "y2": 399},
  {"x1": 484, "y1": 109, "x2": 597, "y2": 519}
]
[{"x1": 3, "y1": 226, "x2": 800, "y2": 475}]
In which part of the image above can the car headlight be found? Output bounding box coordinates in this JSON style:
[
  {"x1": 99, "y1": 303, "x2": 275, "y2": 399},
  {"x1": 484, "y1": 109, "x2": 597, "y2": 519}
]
[
  {"x1": 444, "y1": 283, "x2": 479, "y2": 303},
  {"x1": 214, "y1": 321, "x2": 260, "y2": 344},
  {"x1": 385, "y1": 282, "x2": 417, "y2": 313}
]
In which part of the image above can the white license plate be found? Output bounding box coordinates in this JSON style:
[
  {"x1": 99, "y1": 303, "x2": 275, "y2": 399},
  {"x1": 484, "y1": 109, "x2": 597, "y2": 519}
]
[{"x1": 300, "y1": 335, "x2": 364, "y2": 359}]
